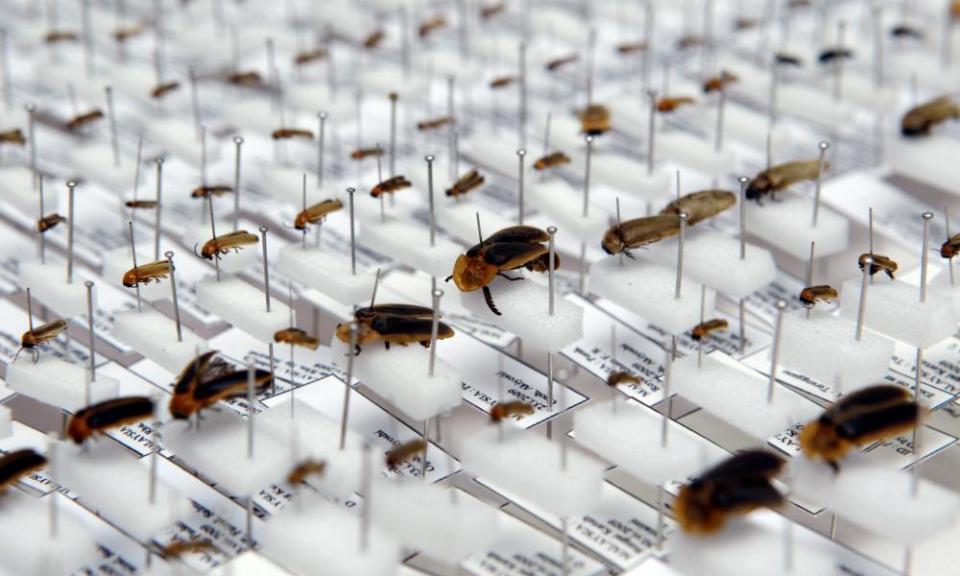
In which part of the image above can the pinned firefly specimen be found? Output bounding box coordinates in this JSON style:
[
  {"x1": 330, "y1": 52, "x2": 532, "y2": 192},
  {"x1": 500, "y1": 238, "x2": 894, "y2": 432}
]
[
  {"x1": 891, "y1": 25, "x2": 924, "y2": 40},
  {"x1": 169, "y1": 367, "x2": 273, "y2": 420},
  {"x1": 489, "y1": 75, "x2": 518, "y2": 89},
  {"x1": 656, "y1": 96, "x2": 696, "y2": 113},
  {"x1": 545, "y1": 54, "x2": 578, "y2": 72},
  {"x1": 858, "y1": 254, "x2": 897, "y2": 279},
  {"x1": 674, "y1": 450, "x2": 786, "y2": 534},
  {"x1": 601, "y1": 214, "x2": 681, "y2": 257},
  {"x1": 734, "y1": 17, "x2": 758, "y2": 31},
  {"x1": 125, "y1": 199, "x2": 158, "y2": 209},
  {"x1": 691, "y1": 318, "x2": 729, "y2": 341},
  {"x1": 294, "y1": 199, "x2": 343, "y2": 230},
  {"x1": 745, "y1": 159, "x2": 829, "y2": 204},
  {"x1": 449, "y1": 225, "x2": 559, "y2": 316},
  {"x1": 191, "y1": 185, "x2": 233, "y2": 198},
  {"x1": 941, "y1": 232, "x2": 960, "y2": 259},
  {"x1": 37, "y1": 213, "x2": 67, "y2": 233},
  {"x1": 419, "y1": 15, "x2": 447, "y2": 38},
  {"x1": 362, "y1": 29, "x2": 386, "y2": 49},
  {"x1": 335, "y1": 304, "x2": 455, "y2": 353},
  {"x1": 16, "y1": 318, "x2": 68, "y2": 362},
  {"x1": 351, "y1": 147, "x2": 384, "y2": 160},
  {"x1": 480, "y1": 1, "x2": 506, "y2": 20},
  {"x1": 227, "y1": 71, "x2": 264, "y2": 87},
  {"x1": 287, "y1": 459, "x2": 326, "y2": 484},
  {"x1": 195, "y1": 230, "x2": 259, "y2": 261},
  {"x1": 169, "y1": 351, "x2": 233, "y2": 416},
  {"x1": 774, "y1": 52, "x2": 804, "y2": 67},
  {"x1": 0, "y1": 128, "x2": 26, "y2": 145},
  {"x1": 66, "y1": 109, "x2": 105, "y2": 131},
  {"x1": 272, "y1": 128, "x2": 315, "y2": 141},
  {"x1": 0, "y1": 449, "x2": 47, "y2": 491},
  {"x1": 901, "y1": 96, "x2": 959, "y2": 137},
  {"x1": 703, "y1": 71, "x2": 738, "y2": 93},
  {"x1": 579, "y1": 104, "x2": 611, "y2": 135},
  {"x1": 274, "y1": 328, "x2": 320, "y2": 350},
  {"x1": 799, "y1": 285, "x2": 838, "y2": 308},
  {"x1": 800, "y1": 384, "x2": 921, "y2": 471},
  {"x1": 294, "y1": 47, "x2": 328, "y2": 66},
  {"x1": 616, "y1": 41, "x2": 647, "y2": 55},
  {"x1": 417, "y1": 116, "x2": 455, "y2": 132},
  {"x1": 123, "y1": 259, "x2": 172, "y2": 288},
  {"x1": 817, "y1": 47, "x2": 854, "y2": 64},
  {"x1": 490, "y1": 401, "x2": 535, "y2": 422},
  {"x1": 44, "y1": 30, "x2": 79, "y2": 44},
  {"x1": 161, "y1": 537, "x2": 215, "y2": 560},
  {"x1": 446, "y1": 169, "x2": 485, "y2": 198},
  {"x1": 676, "y1": 34, "x2": 704, "y2": 50},
  {"x1": 533, "y1": 152, "x2": 571, "y2": 171},
  {"x1": 113, "y1": 23, "x2": 145, "y2": 43},
  {"x1": 151, "y1": 81, "x2": 181, "y2": 99},
  {"x1": 370, "y1": 175, "x2": 413, "y2": 198},
  {"x1": 67, "y1": 396, "x2": 155, "y2": 444},
  {"x1": 659, "y1": 189, "x2": 736, "y2": 226},
  {"x1": 385, "y1": 439, "x2": 426, "y2": 469},
  {"x1": 953, "y1": 0, "x2": 960, "y2": 20},
  {"x1": 607, "y1": 371, "x2": 641, "y2": 388}
]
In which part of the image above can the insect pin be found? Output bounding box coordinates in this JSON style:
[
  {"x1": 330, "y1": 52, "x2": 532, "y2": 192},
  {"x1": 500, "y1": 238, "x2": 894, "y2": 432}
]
[
  {"x1": 385, "y1": 439, "x2": 426, "y2": 469},
  {"x1": 691, "y1": 318, "x2": 729, "y2": 341},
  {"x1": 417, "y1": 116, "x2": 455, "y2": 132},
  {"x1": 274, "y1": 328, "x2": 320, "y2": 350},
  {"x1": 67, "y1": 396, "x2": 155, "y2": 444},
  {"x1": 702, "y1": 71, "x2": 738, "y2": 93},
  {"x1": 271, "y1": 128, "x2": 315, "y2": 141},
  {"x1": 16, "y1": 318, "x2": 68, "y2": 362},
  {"x1": 351, "y1": 147, "x2": 384, "y2": 160},
  {"x1": 123, "y1": 259, "x2": 172, "y2": 288},
  {"x1": 125, "y1": 200, "x2": 158, "y2": 209},
  {"x1": 601, "y1": 214, "x2": 681, "y2": 256},
  {"x1": 169, "y1": 367, "x2": 273, "y2": 420},
  {"x1": 858, "y1": 254, "x2": 897, "y2": 279},
  {"x1": 66, "y1": 109, "x2": 105, "y2": 131},
  {"x1": 798, "y1": 285, "x2": 838, "y2": 308},
  {"x1": 448, "y1": 225, "x2": 558, "y2": 316},
  {"x1": 446, "y1": 169, "x2": 485, "y2": 198},
  {"x1": 287, "y1": 459, "x2": 326, "y2": 484},
  {"x1": 195, "y1": 230, "x2": 259, "y2": 261},
  {"x1": 579, "y1": 104, "x2": 611, "y2": 135},
  {"x1": 745, "y1": 159, "x2": 829, "y2": 204},
  {"x1": 533, "y1": 152, "x2": 571, "y2": 171},
  {"x1": 335, "y1": 304, "x2": 455, "y2": 354},
  {"x1": 151, "y1": 81, "x2": 181, "y2": 99},
  {"x1": 0, "y1": 449, "x2": 47, "y2": 491},
  {"x1": 659, "y1": 189, "x2": 736, "y2": 226},
  {"x1": 490, "y1": 401, "x2": 535, "y2": 422},
  {"x1": 656, "y1": 96, "x2": 697, "y2": 113},
  {"x1": 800, "y1": 384, "x2": 921, "y2": 471},
  {"x1": 0, "y1": 128, "x2": 26, "y2": 145},
  {"x1": 607, "y1": 371, "x2": 641, "y2": 388},
  {"x1": 418, "y1": 15, "x2": 447, "y2": 38},
  {"x1": 674, "y1": 450, "x2": 786, "y2": 534},
  {"x1": 370, "y1": 175, "x2": 413, "y2": 198},
  {"x1": 294, "y1": 199, "x2": 343, "y2": 230},
  {"x1": 901, "y1": 96, "x2": 959, "y2": 137},
  {"x1": 190, "y1": 185, "x2": 233, "y2": 198},
  {"x1": 37, "y1": 213, "x2": 67, "y2": 233}
]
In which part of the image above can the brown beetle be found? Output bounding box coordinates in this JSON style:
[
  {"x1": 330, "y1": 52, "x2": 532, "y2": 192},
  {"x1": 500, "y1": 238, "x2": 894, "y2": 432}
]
[
  {"x1": 351, "y1": 147, "x2": 384, "y2": 160},
  {"x1": 858, "y1": 254, "x2": 897, "y2": 279},
  {"x1": 607, "y1": 371, "x2": 641, "y2": 387},
  {"x1": 161, "y1": 537, "x2": 215, "y2": 560},
  {"x1": 734, "y1": 17, "x2": 758, "y2": 31},
  {"x1": 941, "y1": 233, "x2": 960, "y2": 259},
  {"x1": 169, "y1": 367, "x2": 273, "y2": 420},
  {"x1": 274, "y1": 328, "x2": 320, "y2": 350},
  {"x1": 691, "y1": 318, "x2": 729, "y2": 342},
  {"x1": 579, "y1": 104, "x2": 611, "y2": 135},
  {"x1": 385, "y1": 439, "x2": 426, "y2": 469},
  {"x1": 113, "y1": 24, "x2": 145, "y2": 43},
  {"x1": 601, "y1": 214, "x2": 681, "y2": 256},
  {"x1": 362, "y1": 29, "x2": 386, "y2": 49},
  {"x1": 0, "y1": 449, "x2": 47, "y2": 491},
  {"x1": 616, "y1": 41, "x2": 647, "y2": 55},
  {"x1": 446, "y1": 170, "x2": 485, "y2": 198},
  {"x1": 45, "y1": 30, "x2": 78, "y2": 44},
  {"x1": 800, "y1": 385, "x2": 920, "y2": 471},
  {"x1": 901, "y1": 96, "x2": 959, "y2": 137},
  {"x1": 67, "y1": 396, "x2": 155, "y2": 444},
  {"x1": 798, "y1": 285, "x2": 839, "y2": 307},
  {"x1": 533, "y1": 152, "x2": 571, "y2": 171},
  {"x1": 125, "y1": 200, "x2": 158, "y2": 209},
  {"x1": 272, "y1": 128, "x2": 315, "y2": 141},
  {"x1": 294, "y1": 199, "x2": 343, "y2": 230},
  {"x1": 746, "y1": 159, "x2": 829, "y2": 204},
  {"x1": 151, "y1": 81, "x2": 181, "y2": 99},
  {"x1": 490, "y1": 401, "x2": 535, "y2": 422},
  {"x1": 417, "y1": 116, "x2": 455, "y2": 131},
  {"x1": 190, "y1": 185, "x2": 233, "y2": 198},
  {"x1": 371, "y1": 175, "x2": 413, "y2": 198},
  {"x1": 168, "y1": 351, "x2": 232, "y2": 416},
  {"x1": 0, "y1": 128, "x2": 25, "y2": 145},
  {"x1": 656, "y1": 96, "x2": 696, "y2": 113},
  {"x1": 774, "y1": 52, "x2": 804, "y2": 67},
  {"x1": 449, "y1": 225, "x2": 559, "y2": 316},
  {"x1": 335, "y1": 304, "x2": 455, "y2": 354},
  {"x1": 123, "y1": 260, "x2": 172, "y2": 288},
  {"x1": 675, "y1": 450, "x2": 785, "y2": 534},
  {"x1": 37, "y1": 213, "x2": 67, "y2": 233},
  {"x1": 195, "y1": 230, "x2": 259, "y2": 260},
  {"x1": 17, "y1": 318, "x2": 68, "y2": 362},
  {"x1": 702, "y1": 71, "x2": 738, "y2": 93},
  {"x1": 545, "y1": 54, "x2": 578, "y2": 72},
  {"x1": 227, "y1": 71, "x2": 264, "y2": 87},
  {"x1": 676, "y1": 34, "x2": 704, "y2": 50},
  {"x1": 659, "y1": 189, "x2": 736, "y2": 226},
  {"x1": 489, "y1": 75, "x2": 518, "y2": 89},
  {"x1": 66, "y1": 109, "x2": 105, "y2": 131},
  {"x1": 287, "y1": 459, "x2": 326, "y2": 484},
  {"x1": 418, "y1": 15, "x2": 447, "y2": 38},
  {"x1": 480, "y1": 2, "x2": 506, "y2": 20},
  {"x1": 294, "y1": 48, "x2": 328, "y2": 66}
]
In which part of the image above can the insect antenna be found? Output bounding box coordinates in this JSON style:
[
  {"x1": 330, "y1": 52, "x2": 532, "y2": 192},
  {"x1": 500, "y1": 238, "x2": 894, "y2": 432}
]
[
  {"x1": 482, "y1": 285, "x2": 501, "y2": 316},
  {"x1": 475, "y1": 211, "x2": 484, "y2": 245},
  {"x1": 192, "y1": 243, "x2": 202, "y2": 258}
]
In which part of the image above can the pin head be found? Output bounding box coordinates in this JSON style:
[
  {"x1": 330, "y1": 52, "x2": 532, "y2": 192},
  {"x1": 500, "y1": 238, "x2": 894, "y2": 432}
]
[
  {"x1": 861, "y1": 255, "x2": 874, "y2": 266},
  {"x1": 258, "y1": 225, "x2": 268, "y2": 233},
  {"x1": 547, "y1": 225, "x2": 558, "y2": 235},
  {"x1": 646, "y1": 89, "x2": 658, "y2": 100},
  {"x1": 432, "y1": 288, "x2": 444, "y2": 299},
  {"x1": 84, "y1": 280, "x2": 94, "y2": 288},
  {"x1": 66, "y1": 180, "x2": 77, "y2": 189},
  {"x1": 818, "y1": 141, "x2": 830, "y2": 151},
  {"x1": 678, "y1": 211, "x2": 689, "y2": 223},
  {"x1": 156, "y1": 157, "x2": 165, "y2": 166},
  {"x1": 25, "y1": 103, "x2": 35, "y2": 113},
  {"x1": 164, "y1": 250, "x2": 174, "y2": 260},
  {"x1": 389, "y1": 92, "x2": 398, "y2": 102},
  {"x1": 346, "y1": 187, "x2": 356, "y2": 195},
  {"x1": 517, "y1": 148, "x2": 527, "y2": 157},
  {"x1": 738, "y1": 176, "x2": 749, "y2": 185},
  {"x1": 922, "y1": 212, "x2": 934, "y2": 221},
  {"x1": 775, "y1": 299, "x2": 786, "y2": 311},
  {"x1": 425, "y1": 154, "x2": 435, "y2": 162},
  {"x1": 585, "y1": 135, "x2": 595, "y2": 144},
  {"x1": 319, "y1": 111, "x2": 328, "y2": 120},
  {"x1": 233, "y1": 136, "x2": 244, "y2": 145}
]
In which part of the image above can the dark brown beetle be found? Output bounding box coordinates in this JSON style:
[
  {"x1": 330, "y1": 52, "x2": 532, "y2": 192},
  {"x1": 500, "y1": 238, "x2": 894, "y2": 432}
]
[
  {"x1": 151, "y1": 81, "x2": 181, "y2": 99},
  {"x1": 0, "y1": 128, "x2": 25, "y2": 145},
  {"x1": 941, "y1": 233, "x2": 960, "y2": 259},
  {"x1": 123, "y1": 260, "x2": 172, "y2": 288},
  {"x1": 385, "y1": 439, "x2": 426, "y2": 469},
  {"x1": 656, "y1": 96, "x2": 696, "y2": 113},
  {"x1": 490, "y1": 401, "x2": 535, "y2": 422},
  {"x1": 17, "y1": 318, "x2": 68, "y2": 362},
  {"x1": 746, "y1": 159, "x2": 829, "y2": 204},
  {"x1": 362, "y1": 29, "x2": 386, "y2": 49},
  {"x1": 616, "y1": 41, "x2": 647, "y2": 55},
  {"x1": 272, "y1": 128, "x2": 314, "y2": 141},
  {"x1": 691, "y1": 318, "x2": 729, "y2": 341},
  {"x1": 195, "y1": 230, "x2": 259, "y2": 260},
  {"x1": 418, "y1": 15, "x2": 447, "y2": 38},
  {"x1": 601, "y1": 214, "x2": 681, "y2": 256},
  {"x1": 190, "y1": 185, "x2": 233, "y2": 198},
  {"x1": 702, "y1": 71, "x2": 738, "y2": 93},
  {"x1": 798, "y1": 285, "x2": 839, "y2": 307},
  {"x1": 417, "y1": 116, "x2": 455, "y2": 132},
  {"x1": 37, "y1": 213, "x2": 67, "y2": 233},
  {"x1": 659, "y1": 189, "x2": 736, "y2": 226},
  {"x1": 489, "y1": 75, "x2": 518, "y2": 89},
  {"x1": 294, "y1": 48, "x2": 328, "y2": 66},
  {"x1": 351, "y1": 147, "x2": 384, "y2": 160},
  {"x1": 66, "y1": 109, "x2": 105, "y2": 131},
  {"x1": 335, "y1": 304, "x2": 454, "y2": 354},
  {"x1": 901, "y1": 96, "x2": 959, "y2": 137},
  {"x1": 287, "y1": 459, "x2": 326, "y2": 484},
  {"x1": 545, "y1": 54, "x2": 578, "y2": 72},
  {"x1": 371, "y1": 175, "x2": 412, "y2": 198},
  {"x1": 579, "y1": 104, "x2": 611, "y2": 135},
  {"x1": 607, "y1": 371, "x2": 641, "y2": 387},
  {"x1": 274, "y1": 328, "x2": 320, "y2": 350},
  {"x1": 533, "y1": 152, "x2": 571, "y2": 171},
  {"x1": 125, "y1": 200, "x2": 158, "y2": 209},
  {"x1": 0, "y1": 449, "x2": 47, "y2": 491},
  {"x1": 858, "y1": 254, "x2": 897, "y2": 279},
  {"x1": 446, "y1": 170, "x2": 485, "y2": 198},
  {"x1": 227, "y1": 71, "x2": 264, "y2": 87},
  {"x1": 67, "y1": 396, "x2": 155, "y2": 444},
  {"x1": 818, "y1": 47, "x2": 854, "y2": 64},
  {"x1": 169, "y1": 367, "x2": 272, "y2": 420}
]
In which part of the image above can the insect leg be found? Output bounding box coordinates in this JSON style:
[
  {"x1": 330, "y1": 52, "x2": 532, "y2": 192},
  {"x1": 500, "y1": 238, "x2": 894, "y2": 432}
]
[
  {"x1": 13, "y1": 347, "x2": 23, "y2": 362},
  {"x1": 31, "y1": 348, "x2": 40, "y2": 364},
  {"x1": 482, "y1": 286, "x2": 502, "y2": 316},
  {"x1": 444, "y1": 275, "x2": 453, "y2": 282},
  {"x1": 497, "y1": 272, "x2": 523, "y2": 281},
  {"x1": 827, "y1": 459, "x2": 840, "y2": 474}
]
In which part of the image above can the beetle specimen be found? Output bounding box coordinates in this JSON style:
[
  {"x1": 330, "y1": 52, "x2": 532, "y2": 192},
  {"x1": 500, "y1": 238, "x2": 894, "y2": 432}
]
[
  {"x1": 125, "y1": 200, "x2": 158, "y2": 209},
  {"x1": 67, "y1": 396, "x2": 155, "y2": 444},
  {"x1": 45, "y1": 30, "x2": 78, "y2": 43},
  {"x1": 745, "y1": 159, "x2": 829, "y2": 203},
  {"x1": 274, "y1": 328, "x2": 320, "y2": 350},
  {"x1": 370, "y1": 175, "x2": 413, "y2": 198},
  {"x1": 37, "y1": 213, "x2": 67, "y2": 233},
  {"x1": 0, "y1": 128, "x2": 25, "y2": 145},
  {"x1": 0, "y1": 449, "x2": 47, "y2": 491},
  {"x1": 419, "y1": 15, "x2": 447, "y2": 38},
  {"x1": 446, "y1": 169, "x2": 485, "y2": 198},
  {"x1": 489, "y1": 75, "x2": 518, "y2": 89},
  {"x1": 67, "y1": 109, "x2": 105, "y2": 131},
  {"x1": 195, "y1": 230, "x2": 259, "y2": 260},
  {"x1": 490, "y1": 401, "x2": 535, "y2": 422},
  {"x1": 579, "y1": 104, "x2": 611, "y2": 135},
  {"x1": 676, "y1": 34, "x2": 704, "y2": 50},
  {"x1": 151, "y1": 81, "x2": 181, "y2": 99},
  {"x1": 190, "y1": 185, "x2": 233, "y2": 198},
  {"x1": 941, "y1": 233, "x2": 960, "y2": 259},
  {"x1": 227, "y1": 71, "x2": 264, "y2": 87},
  {"x1": 817, "y1": 47, "x2": 854, "y2": 64},
  {"x1": 674, "y1": 450, "x2": 786, "y2": 534},
  {"x1": 113, "y1": 24, "x2": 145, "y2": 43},
  {"x1": 702, "y1": 71, "x2": 738, "y2": 93},
  {"x1": 774, "y1": 51, "x2": 803, "y2": 66},
  {"x1": 607, "y1": 371, "x2": 641, "y2": 387},
  {"x1": 800, "y1": 384, "x2": 920, "y2": 471},
  {"x1": 417, "y1": 116, "x2": 455, "y2": 131},
  {"x1": 161, "y1": 538, "x2": 215, "y2": 560},
  {"x1": 480, "y1": 2, "x2": 505, "y2": 20},
  {"x1": 170, "y1": 368, "x2": 273, "y2": 419},
  {"x1": 858, "y1": 253, "x2": 897, "y2": 279},
  {"x1": 616, "y1": 41, "x2": 647, "y2": 55},
  {"x1": 659, "y1": 189, "x2": 736, "y2": 226},
  {"x1": 798, "y1": 285, "x2": 839, "y2": 307},
  {"x1": 169, "y1": 351, "x2": 233, "y2": 417},
  {"x1": 335, "y1": 304, "x2": 455, "y2": 353},
  {"x1": 901, "y1": 96, "x2": 959, "y2": 137},
  {"x1": 891, "y1": 25, "x2": 924, "y2": 39},
  {"x1": 294, "y1": 48, "x2": 328, "y2": 66},
  {"x1": 287, "y1": 459, "x2": 326, "y2": 484},
  {"x1": 362, "y1": 29, "x2": 386, "y2": 49},
  {"x1": 351, "y1": 147, "x2": 384, "y2": 160},
  {"x1": 16, "y1": 318, "x2": 68, "y2": 362},
  {"x1": 294, "y1": 199, "x2": 343, "y2": 230},
  {"x1": 656, "y1": 96, "x2": 696, "y2": 113},
  {"x1": 385, "y1": 439, "x2": 426, "y2": 469},
  {"x1": 734, "y1": 17, "x2": 758, "y2": 31},
  {"x1": 272, "y1": 128, "x2": 314, "y2": 140},
  {"x1": 691, "y1": 318, "x2": 729, "y2": 341},
  {"x1": 953, "y1": 0, "x2": 960, "y2": 19},
  {"x1": 546, "y1": 54, "x2": 578, "y2": 72},
  {"x1": 601, "y1": 214, "x2": 681, "y2": 256},
  {"x1": 449, "y1": 225, "x2": 559, "y2": 316},
  {"x1": 533, "y1": 152, "x2": 571, "y2": 171},
  {"x1": 122, "y1": 260, "x2": 172, "y2": 288}
]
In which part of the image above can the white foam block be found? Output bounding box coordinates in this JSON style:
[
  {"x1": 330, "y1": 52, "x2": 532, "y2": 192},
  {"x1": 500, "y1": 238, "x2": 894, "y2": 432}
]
[
  {"x1": 257, "y1": 165, "x2": 318, "y2": 206},
  {"x1": 693, "y1": 101, "x2": 795, "y2": 151},
  {"x1": 459, "y1": 276, "x2": 584, "y2": 351},
  {"x1": 526, "y1": 179, "x2": 611, "y2": 242},
  {"x1": 371, "y1": 480, "x2": 499, "y2": 565},
  {"x1": 575, "y1": 400, "x2": 710, "y2": 487},
  {"x1": 0, "y1": 166, "x2": 43, "y2": 217},
  {"x1": 261, "y1": 493, "x2": 399, "y2": 576},
  {"x1": 590, "y1": 155, "x2": 672, "y2": 201},
  {"x1": 438, "y1": 201, "x2": 515, "y2": 245},
  {"x1": 330, "y1": 339, "x2": 462, "y2": 421},
  {"x1": 792, "y1": 455, "x2": 960, "y2": 544},
  {"x1": 164, "y1": 410, "x2": 290, "y2": 496},
  {"x1": 461, "y1": 427, "x2": 605, "y2": 518},
  {"x1": 840, "y1": 73, "x2": 898, "y2": 112},
  {"x1": 463, "y1": 135, "x2": 522, "y2": 176},
  {"x1": 657, "y1": 132, "x2": 737, "y2": 177},
  {"x1": 590, "y1": 257, "x2": 714, "y2": 335},
  {"x1": 111, "y1": 310, "x2": 209, "y2": 374},
  {"x1": 839, "y1": 278, "x2": 957, "y2": 349},
  {"x1": 360, "y1": 219, "x2": 463, "y2": 279},
  {"x1": 672, "y1": 355, "x2": 819, "y2": 440},
  {"x1": 196, "y1": 276, "x2": 292, "y2": 344},
  {"x1": 888, "y1": 135, "x2": 960, "y2": 195},
  {"x1": 7, "y1": 356, "x2": 119, "y2": 412},
  {"x1": 208, "y1": 551, "x2": 293, "y2": 576},
  {"x1": 746, "y1": 195, "x2": 849, "y2": 260},
  {"x1": 0, "y1": 492, "x2": 100, "y2": 574},
  {"x1": 18, "y1": 260, "x2": 91, "y2": 318},
  {"x1": 59, "y1": 442, "x2": 186, "y2": 542},
  {"x1": 149, "y1": 117, "x2": 220, "y2": 168},
  {"x1": 276, "y1": 245, "x2": 375, "y2": 306},
  {"x1": 70, "y1": 144, "x2": 138, "y2": 194},
  {"x1": 778, "y1": 83, "x2": 857, "y2": 128},
  {"x1": 100, "y1": 247, "x2": 169, "y2": 302},
  {"x1": 0, "y1": 406, "x2": 11, "y2": 439},
  {"x1": 644, "y1": 231, "x2": 776, "y2": 299},
  {"x1": 779, "y1": 310, "x2": 893, "y2": 395}
]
